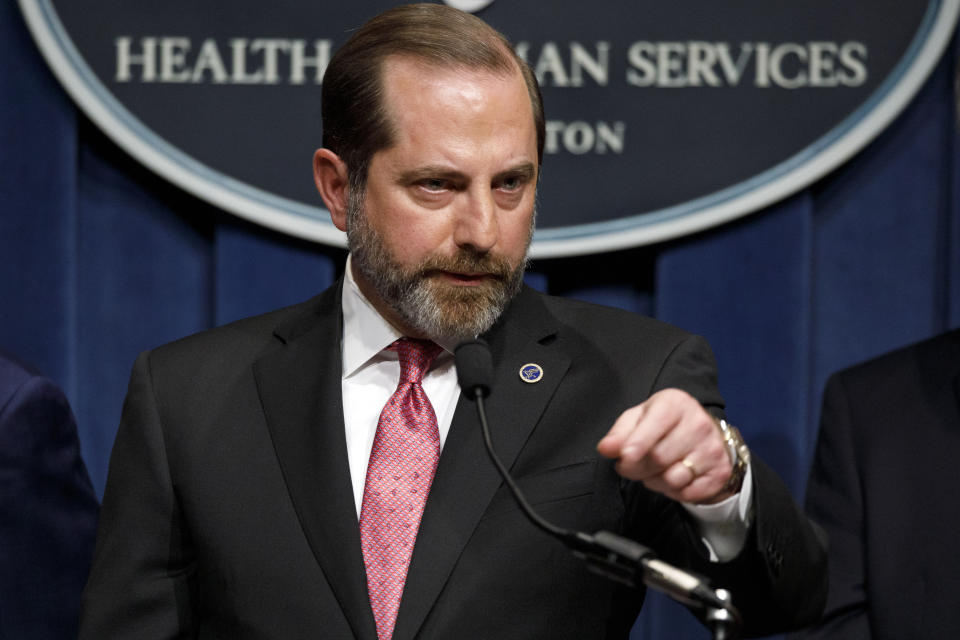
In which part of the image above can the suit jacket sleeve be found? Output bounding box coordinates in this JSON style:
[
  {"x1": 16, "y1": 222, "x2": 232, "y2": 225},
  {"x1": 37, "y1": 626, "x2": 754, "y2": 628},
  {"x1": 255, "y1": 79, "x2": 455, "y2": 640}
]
[
  {"x1": 788, "y1": 372, "x2": 870, "y2": 639},
  {"x1": 0, "y1": 363, "x2": 99, "y2": 640},
  {"x1": 633, "y1": 334, "x2": 828, "y2": 637},
  {"x1": 79, "y1": 351, "x2": 197, "y2": 639}
]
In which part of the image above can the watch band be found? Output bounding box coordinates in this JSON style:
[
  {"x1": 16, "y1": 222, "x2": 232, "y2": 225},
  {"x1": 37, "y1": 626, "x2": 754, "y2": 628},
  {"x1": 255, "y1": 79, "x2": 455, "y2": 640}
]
[{"x1": 714, "y1": 418, "x2": 750, "y2": 494}]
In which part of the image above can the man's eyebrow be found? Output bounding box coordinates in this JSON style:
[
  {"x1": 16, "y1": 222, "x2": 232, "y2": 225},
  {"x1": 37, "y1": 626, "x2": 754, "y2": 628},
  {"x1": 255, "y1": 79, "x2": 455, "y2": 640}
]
[
  {"x1": 396, "y1": 166, "x2": 467, "y2": 184},
  {"x1": 495, "y1": 162, "x2": 537, "y2": 181},
  {"x1": 396, "y1": 162, "x2": 537, "y2": 185}
]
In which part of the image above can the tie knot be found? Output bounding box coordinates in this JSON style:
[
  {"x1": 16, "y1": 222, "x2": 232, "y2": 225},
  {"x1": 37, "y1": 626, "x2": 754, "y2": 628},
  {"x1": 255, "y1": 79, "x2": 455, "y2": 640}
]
[{"x1": 390, "y1": 338, "x2": 442, "y2": 384}]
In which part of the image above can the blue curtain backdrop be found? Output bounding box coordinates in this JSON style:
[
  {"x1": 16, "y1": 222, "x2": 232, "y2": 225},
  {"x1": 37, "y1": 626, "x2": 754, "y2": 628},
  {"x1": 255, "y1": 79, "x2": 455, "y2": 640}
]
[{"x1": 2, "y1": 4, "x2": 958, "y2": 639}]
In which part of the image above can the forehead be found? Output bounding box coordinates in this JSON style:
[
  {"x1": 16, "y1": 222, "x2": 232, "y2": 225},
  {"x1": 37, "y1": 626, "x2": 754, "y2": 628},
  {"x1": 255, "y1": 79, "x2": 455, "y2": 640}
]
[{"x1": 377, "y1": 55, "x2": 537, "y2": 165}]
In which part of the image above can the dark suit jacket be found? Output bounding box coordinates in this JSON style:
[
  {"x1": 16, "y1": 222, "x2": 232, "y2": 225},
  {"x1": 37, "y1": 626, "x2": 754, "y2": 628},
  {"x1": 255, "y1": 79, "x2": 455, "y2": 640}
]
[
  {"x1": 80, "y1": 284, "x2": 825, "y2": 639},
  {"x1": 793, "y1": 329, "x2": 960, "y2": 639},
  {"x1": 0, "y1": 350, "x2": 99, "y2": 639}
]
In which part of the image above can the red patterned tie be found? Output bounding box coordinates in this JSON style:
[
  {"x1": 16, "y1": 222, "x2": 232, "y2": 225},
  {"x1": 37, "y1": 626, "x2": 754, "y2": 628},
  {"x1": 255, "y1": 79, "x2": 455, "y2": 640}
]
[{"x1": 359, "y1": 338, "x2": 443, "y2": 640}]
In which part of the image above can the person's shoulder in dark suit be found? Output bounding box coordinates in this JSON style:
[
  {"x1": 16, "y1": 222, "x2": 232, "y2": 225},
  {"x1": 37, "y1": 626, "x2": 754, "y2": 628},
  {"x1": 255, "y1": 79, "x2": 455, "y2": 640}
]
[
  {"x1": 791, "y1": 328, "x2": 960, "y2": 639},
  {"x1": 0, "y1": 350, "x2": 99, "y2": 640}
]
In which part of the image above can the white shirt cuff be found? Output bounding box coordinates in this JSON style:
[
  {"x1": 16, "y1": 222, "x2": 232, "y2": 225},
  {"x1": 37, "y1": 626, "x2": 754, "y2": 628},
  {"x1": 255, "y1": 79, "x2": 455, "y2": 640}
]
[{"x1": 680, "y1": 463, "x2": 754, "y2": 562}]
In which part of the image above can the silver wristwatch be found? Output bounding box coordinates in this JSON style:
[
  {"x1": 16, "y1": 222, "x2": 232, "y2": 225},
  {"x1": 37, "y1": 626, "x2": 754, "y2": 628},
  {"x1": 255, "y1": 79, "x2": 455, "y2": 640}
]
[{"x1": 715, "y1": 418, "x2": 750, "y2": 494}]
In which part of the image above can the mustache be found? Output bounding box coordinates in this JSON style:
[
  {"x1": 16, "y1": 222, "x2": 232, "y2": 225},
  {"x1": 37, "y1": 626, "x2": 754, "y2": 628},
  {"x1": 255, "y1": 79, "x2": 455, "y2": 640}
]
[{"x1": 415, "y1": 250, "x2": 519, "y2": 280}]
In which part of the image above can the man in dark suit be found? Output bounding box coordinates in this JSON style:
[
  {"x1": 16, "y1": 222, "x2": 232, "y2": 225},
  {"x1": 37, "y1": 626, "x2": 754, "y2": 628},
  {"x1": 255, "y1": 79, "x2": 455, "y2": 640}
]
[
  {"x1": 792, "y1": 328, "x2": 960, "y2": 639},
  {"x1": 0, "y1": 349, "x2": 99, "y2": 639},
  {"x1": 80, "y1": 4, "x2": 826, "y2": 638}
]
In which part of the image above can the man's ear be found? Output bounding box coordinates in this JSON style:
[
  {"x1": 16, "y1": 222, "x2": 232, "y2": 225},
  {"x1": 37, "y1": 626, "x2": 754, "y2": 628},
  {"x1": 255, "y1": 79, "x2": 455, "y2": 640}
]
[{"x1": 313, "y1": 148, "x2": 350, "y2": 232}]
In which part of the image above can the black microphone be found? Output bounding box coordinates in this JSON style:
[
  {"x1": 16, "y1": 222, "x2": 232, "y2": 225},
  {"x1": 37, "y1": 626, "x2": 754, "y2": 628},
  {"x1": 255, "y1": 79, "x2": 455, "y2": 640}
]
[
  {"x1": 454, "y1": 339, "x2": 741, "y2": 638},
  {"x1": 452, "y1": 339, "x2": 493, "y2": 399}
]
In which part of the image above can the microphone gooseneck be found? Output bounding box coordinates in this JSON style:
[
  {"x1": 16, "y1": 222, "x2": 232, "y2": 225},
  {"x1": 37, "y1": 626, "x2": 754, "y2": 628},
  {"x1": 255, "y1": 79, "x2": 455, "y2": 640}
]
[
  {"x1": 453, "y1": 339, "x2": 742, "y2": 640},
  {"x1": 454, "y1": 340, "x2": 574, "y2": 541}
]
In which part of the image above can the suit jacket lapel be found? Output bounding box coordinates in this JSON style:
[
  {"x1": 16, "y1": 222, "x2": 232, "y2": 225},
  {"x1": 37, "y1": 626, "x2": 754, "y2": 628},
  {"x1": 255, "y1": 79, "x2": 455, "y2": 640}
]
[
  {"x1": 253, "y1": 282, "x2": 379, "y2": 640},
  {"x1": 394, "y1": 287, "x2": 572, "y2": 640}
]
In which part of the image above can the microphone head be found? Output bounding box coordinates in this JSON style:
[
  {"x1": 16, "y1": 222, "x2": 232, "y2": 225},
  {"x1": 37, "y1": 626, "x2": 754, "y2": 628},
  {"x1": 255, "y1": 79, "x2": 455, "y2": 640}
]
[{"x1": 454, "y1": 339, "x2": 494, "y2": 399}]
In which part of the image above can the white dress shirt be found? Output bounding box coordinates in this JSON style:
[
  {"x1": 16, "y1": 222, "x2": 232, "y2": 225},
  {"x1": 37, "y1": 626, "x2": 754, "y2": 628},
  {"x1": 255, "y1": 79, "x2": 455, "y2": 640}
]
[{"x1": 339, "y1": 257, "x2": 751, "y2": 561}]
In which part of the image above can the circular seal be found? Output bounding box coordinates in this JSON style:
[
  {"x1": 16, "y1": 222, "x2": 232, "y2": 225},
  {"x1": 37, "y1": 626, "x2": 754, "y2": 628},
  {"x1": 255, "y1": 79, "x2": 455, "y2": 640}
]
[
  {"x1": 19, "y1": 0, "x2": 958, "y2": 256},
  {"x1": 519, "y1": 363, "x2": 543, "y2": 383}
]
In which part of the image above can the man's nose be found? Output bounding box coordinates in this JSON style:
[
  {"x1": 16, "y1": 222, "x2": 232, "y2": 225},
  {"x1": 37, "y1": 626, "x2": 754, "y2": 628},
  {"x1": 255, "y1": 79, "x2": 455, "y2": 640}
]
[{"x1": 453, "y1": 190, "x2": 498, "y2": 254}]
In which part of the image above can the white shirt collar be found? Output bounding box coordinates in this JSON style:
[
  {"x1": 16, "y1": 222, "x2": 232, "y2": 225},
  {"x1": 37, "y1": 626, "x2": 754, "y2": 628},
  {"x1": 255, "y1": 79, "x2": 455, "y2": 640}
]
[
  {"x1": 341, "y1": 255, "x2": 405, "y2": 379},
  {"x1": 341, "y1": 255, "x2": 460, "y2": 379}
]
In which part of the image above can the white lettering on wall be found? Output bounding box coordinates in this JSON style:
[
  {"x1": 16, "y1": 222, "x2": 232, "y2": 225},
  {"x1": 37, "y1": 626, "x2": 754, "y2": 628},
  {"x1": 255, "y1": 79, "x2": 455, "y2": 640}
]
[
  {"x1": 115, "y1": 37, "x2": 333, "y2": 84},
  {"x1": 115, "y1": 37, "x2": 156, "y2": 82},
  {"x1": 627, "y1": 40, "x2": 868, "y2": 88},
  {"x1": 544, "y1": 121, "x2": 626, "y2": 155},
  {"x1": 516, "y1": 41, "x2": 611, "y2": 87},
  {"x1": 115, "y1": 37, "x2": 868, "y2": 91}
]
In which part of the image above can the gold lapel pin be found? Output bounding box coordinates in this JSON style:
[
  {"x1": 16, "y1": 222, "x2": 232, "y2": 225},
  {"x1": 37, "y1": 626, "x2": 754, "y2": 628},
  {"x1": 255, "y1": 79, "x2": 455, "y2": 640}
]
[{"x1": 519, "y1": 363, "x2": 543, "y2": 383}]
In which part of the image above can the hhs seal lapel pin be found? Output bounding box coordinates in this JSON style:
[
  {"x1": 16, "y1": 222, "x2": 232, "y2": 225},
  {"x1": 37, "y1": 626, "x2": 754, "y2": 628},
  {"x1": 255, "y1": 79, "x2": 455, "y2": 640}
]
[{"x1": 519, "y1": 363, "x2": 543, "y2": 383}]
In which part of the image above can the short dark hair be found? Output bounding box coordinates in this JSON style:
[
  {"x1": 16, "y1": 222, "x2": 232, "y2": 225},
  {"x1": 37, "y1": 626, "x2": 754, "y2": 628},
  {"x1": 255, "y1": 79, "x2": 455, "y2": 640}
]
[{"x1": 321, "y1": 3, "x2": 545, "y2": 193}]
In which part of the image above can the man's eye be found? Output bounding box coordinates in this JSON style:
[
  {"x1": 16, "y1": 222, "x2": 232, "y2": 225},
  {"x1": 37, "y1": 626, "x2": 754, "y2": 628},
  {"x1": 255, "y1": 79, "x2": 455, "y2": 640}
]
[
  {"x1": 499, "y1": 175, "x2": 523, "y2": 191},
  {"x1": 420, "y1": 179, "x2": 448, "y2": 192}
]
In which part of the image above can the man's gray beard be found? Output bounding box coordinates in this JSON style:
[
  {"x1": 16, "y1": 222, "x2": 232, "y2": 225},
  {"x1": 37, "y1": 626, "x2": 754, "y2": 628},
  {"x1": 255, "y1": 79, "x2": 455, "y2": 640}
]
[{"x1": 346, "y1": 192, "x2": 531, "y2": 343}]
